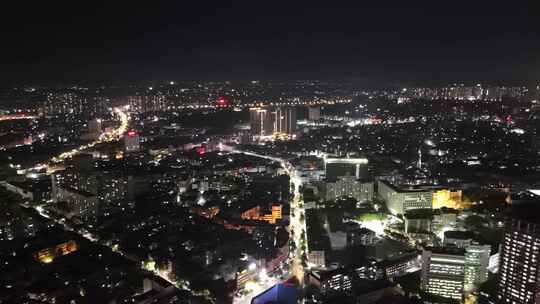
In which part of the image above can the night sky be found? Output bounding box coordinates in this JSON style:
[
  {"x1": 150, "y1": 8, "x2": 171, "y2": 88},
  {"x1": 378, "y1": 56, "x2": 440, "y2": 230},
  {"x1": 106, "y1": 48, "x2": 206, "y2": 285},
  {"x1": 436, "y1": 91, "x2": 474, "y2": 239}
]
[{"x1": 2, "y1": 2, "x2": 540, "y2": 85}]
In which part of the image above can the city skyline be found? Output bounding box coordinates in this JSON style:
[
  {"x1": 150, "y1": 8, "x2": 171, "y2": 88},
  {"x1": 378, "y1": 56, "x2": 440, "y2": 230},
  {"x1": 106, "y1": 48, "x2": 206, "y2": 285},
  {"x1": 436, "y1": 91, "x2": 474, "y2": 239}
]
[{"x1": 3, "y1": 3, "x2": 540, "y2": 304}]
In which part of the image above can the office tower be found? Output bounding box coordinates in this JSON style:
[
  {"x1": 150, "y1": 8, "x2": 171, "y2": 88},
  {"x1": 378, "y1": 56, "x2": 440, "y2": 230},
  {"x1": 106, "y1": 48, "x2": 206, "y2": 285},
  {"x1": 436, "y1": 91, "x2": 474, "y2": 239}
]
[
  {"x1": 308, "y1": 106, "x2": 321, "y2": 120},
  {"x1": 421, "y1": 247, "x2": 466, "y2": 301},
  {"x1": 463, "y1": 245, "x2": 490, "y2": 293},
  {"x1": 124, "y1": 130, "x2": 140, "y2": 152},
  {"x1": 249, "y1": 107, "x2": 273, "y2": 137},
  {"x1": 324, "y1": 157, "x2": 369, "y2": 180},
  {"x1": 272, "y1": 107, "x2": 297, "y2": 135},
  {"x1": 497, "y1": 219, "x2": 540, "y2": 304},
  {"x1": 422, "y1": 243, "x2": 499, "y2": 302}
]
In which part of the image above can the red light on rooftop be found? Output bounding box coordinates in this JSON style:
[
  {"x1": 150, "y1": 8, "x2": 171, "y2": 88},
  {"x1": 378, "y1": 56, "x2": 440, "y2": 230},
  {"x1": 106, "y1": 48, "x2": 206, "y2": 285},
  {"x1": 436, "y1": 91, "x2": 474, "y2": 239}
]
[
  {"x1": 127, "y1": 131, "x2": 137, "y2": 136},
  {"x1": 197, "y1": 147, "x2": 206, "y2": 155},
  {"x1": 217, "y1": 96, "x2": 229, "y2": 107}
]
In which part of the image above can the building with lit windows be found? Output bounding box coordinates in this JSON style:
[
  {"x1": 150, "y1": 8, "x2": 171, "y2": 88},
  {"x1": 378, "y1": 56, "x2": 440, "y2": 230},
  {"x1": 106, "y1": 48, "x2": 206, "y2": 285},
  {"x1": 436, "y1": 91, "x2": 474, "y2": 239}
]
[
  {"x1": 127, "y1": 92, "x2": 167, "y2": 114},
  {"x1": 240, "y1": 203, "x2": 283, "y2": 224},
  {"x1": 324, "y1": 176, "x2": 373, "y2": 202},
  {"x1": 324, "y1": 157, "x2": 369, "y2": 180},
  {"x1": 378, "y1": 180, "x2": 433, "y2": 216},
  {"x1": 463, "y1": 245, "x2": 491, "y2": 293},
  {"x1": 249, "y1": 107, "x2": 274, "y2": 138},
  {"x1": 497, "y1": 218, "x2": 540, "y2": 304},
  {"x1": 124, "y1": 130, "x2": 140, "y2": 152},
  {"x1": 422, "y1": 245, "x2": 490, "y2": 301},
  {"x1": 34, "y1": 240, "x2": 78, "y2": 264},
  {"x1": 272, "y1": 107, "x2": 297, "y2": 135},
  {"x1": 421, "y1": 247, "x2": 466, "y2": 301}
]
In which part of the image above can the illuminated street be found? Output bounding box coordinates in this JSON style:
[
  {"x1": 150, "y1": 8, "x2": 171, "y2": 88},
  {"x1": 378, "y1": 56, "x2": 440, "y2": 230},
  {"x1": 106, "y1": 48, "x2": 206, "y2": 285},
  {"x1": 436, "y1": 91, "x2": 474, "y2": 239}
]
[
  {"x1": 232, "y1": 150, "x2": 306, "y2": 303},
  {"x1": 50, "y1": 107, "x2": 129, "y2": 164}
]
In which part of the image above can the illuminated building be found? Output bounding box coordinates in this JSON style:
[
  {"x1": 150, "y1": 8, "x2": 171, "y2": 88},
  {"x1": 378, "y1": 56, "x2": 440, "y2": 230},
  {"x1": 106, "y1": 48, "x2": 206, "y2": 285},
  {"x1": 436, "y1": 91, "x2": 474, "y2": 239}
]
[
  {"x1": 421, "y1": 247, "x2": 466, "y2": 301},
  {"x1": 272, "y1": 107, "x2": 297, "y2": 135},
  {"x1": 377, "y1": 180, "x2": 432, "y2": 216},
  {"x1": 404, "y1": 209, "x2": 433, "y2": 234},
  {"x1": 127, "y1": 92, "x2": 167, "y2": 114},
  {"x1": 422, "y1": 246, "x2": 490, "y2": 301},
  {"x1": 324, "y1": 157, "x2": 369, "y2": 180},
  {"x1": 190, "y1": 206, "x2": 220, "y2": 219},
  {"x1": 308, "y1": 106, "x2": 321, "y2": 120},
  {"x1": 250, "y1": 106, "x2": 297, "y2": 139},
  {"x1": 251, "y1": 283, "x2": 299, "y2": 304},
  {"x1": 124, "y1": 130, "x2": 140, "y2": 152},
  {"x1": 497, "y1": 219, "x2": 540, "y2": 304},
  {"x1": 433, "y1": 189, "x2": 470, "y2": 210},
  {"x1": 320, "y1": 268, "x2": 354, "y2": 295},
  {"x1": 240, "y1": 204, "x2": 282, "y2": 224},
  {"x1": 35, "y1": 240, "x2": 78, "y2": 263},
  {"x1": 378, "y1": 252, "x2": 421, "y2": 279},
  {"x1": 43, "y1": 91, "x2": 84, "y2": 116},
  {"x1": 249, "y1": 107, "x2": 273, "y2": 138},
  {"x1": 325, "y1": 176, "x2": 373, "y2": 203},
  {"x1": 463, "y1": 245, "x2": 490, "y2": 293},
  {"x1": 52, "y1": 185, "x2": 99, "y2": 222}
]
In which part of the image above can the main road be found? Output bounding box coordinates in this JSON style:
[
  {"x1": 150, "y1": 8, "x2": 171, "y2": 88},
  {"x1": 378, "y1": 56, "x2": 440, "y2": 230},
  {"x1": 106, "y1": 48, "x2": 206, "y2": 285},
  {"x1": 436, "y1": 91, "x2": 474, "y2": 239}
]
[
  {"x1": 232, "y1": 150, "x2": 307, "y2": 303},
  {"x1": 26, "y1": 107, "x2": 129, "y2": 172},
  {"x1": 50, "y1": 107, "x2": 129, "y2": 164}
]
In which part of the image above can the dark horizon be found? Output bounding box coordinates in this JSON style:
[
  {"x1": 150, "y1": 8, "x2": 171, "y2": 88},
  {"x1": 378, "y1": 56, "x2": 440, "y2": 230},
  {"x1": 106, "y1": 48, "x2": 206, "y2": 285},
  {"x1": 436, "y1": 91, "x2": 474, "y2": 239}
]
[{"x1": 2, "y1": 2, "x2": 540, "y2": 85}]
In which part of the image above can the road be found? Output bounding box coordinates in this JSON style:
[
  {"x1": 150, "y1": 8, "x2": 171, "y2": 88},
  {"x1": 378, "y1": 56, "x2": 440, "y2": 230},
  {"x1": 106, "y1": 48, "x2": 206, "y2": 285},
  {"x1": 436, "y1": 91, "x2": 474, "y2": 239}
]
[
  {"x1": 25, "y1": 107, "x2": 129, "y2": 173},
  {"x1": 30, "y1": 106, "x2": 130, "y2": 241},
  {"x1": 232, "y1": 150, "x2": 307, "y2": 303},
  {"x1": 30, "y1": 107, "x2": 188, "y2": 288},
  {"x1": 50, "y1": 107, "x2": 129, "y2": 164}
]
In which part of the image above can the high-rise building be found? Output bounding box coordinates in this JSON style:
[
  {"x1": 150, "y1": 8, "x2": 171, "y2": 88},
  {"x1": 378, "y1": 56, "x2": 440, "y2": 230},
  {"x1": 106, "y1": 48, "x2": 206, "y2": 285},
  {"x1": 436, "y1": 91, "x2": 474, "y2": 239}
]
[
  {"x1": 43, "y1": 91, "x2": 84, "y2": 116},
  {"x1": 324, "y1": 176, "x2": 373, "y2": 202},
  {"x1": 249, "y1": 107, "x2": 273, "y2": 137},
  {"x1": 272, "y1": 107, "x2": 297, "y2": 135},
  {"x1": 88, "y1": 118, "x2": 102, "y2": 134},
  {"x1": 308, "y1": 106, "x2": 321, "y2": 120},
  {"x1": 250, "y1": 107, "x2": 297, "y2": 138},
  {"x1": 87, "y1": 118, "x2": 102, "y2": 140},
  {"x1": 127, "y1": 92, "x2": 167, "y2": 114},
  {"x1": 463, "y1": 245, "x2": 490, "y2": 293},
  {"x1": 124, "y1": 130, "x2": 140, "y2": 152},
  {"x1": 324, "y1": 157, "x2": 369, "y2": 180},
  {"x1": 497, "y1": 219, "x2": 540, "y2": 304},
  {"x1": 421, "y1": 247, "x2": 466, "y2": 301},
  {"x1": 422, "y1": 245, "x2": 491, "y2": 301}
]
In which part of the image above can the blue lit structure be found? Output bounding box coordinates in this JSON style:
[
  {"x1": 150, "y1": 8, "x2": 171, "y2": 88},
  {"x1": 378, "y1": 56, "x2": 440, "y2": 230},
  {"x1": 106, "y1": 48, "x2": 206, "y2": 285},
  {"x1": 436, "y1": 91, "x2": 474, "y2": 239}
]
[{"x1": 251, "y1": 283, "x2": 299, "y2": 304}]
